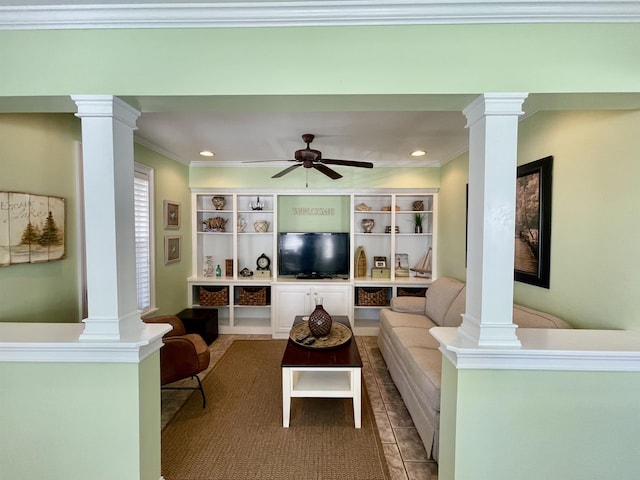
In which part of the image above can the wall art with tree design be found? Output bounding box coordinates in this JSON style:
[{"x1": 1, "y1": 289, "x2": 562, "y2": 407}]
[{"x1": 0, "y1": 192, "x2": 65, "y2": 267}]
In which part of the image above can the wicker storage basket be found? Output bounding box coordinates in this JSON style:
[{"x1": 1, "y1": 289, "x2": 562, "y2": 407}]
[
  {"x1": 238, "y1": 286, "x2": 269, "y2": 306},
  {"x1": 397, "y1": 287, "x2": 428, "y2": 297},
  {"x1": 199, "y1": 286, "x2": 228, "y2": 306},
  {"x1": 356, "y1": 287, "x2": 388, "y2": 306}
]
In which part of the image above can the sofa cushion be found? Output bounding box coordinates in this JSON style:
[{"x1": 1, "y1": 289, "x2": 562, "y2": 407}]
[
  {"x1": 393, "y1": 326, "x2": 441, "y2": 350},
  {"x1": 442, "y1": 286, "x2": 466, "y2": 327},
  {"x1": 390, "y1": 296, "x2": 426, "y2": 314},
  {"x1": 424, "y1": 277, "x2": 465, "y2": 326},
  {"x1": 380, "y1": 308, "x2": 437, "y2": 330},
  {"x1": 403, "y1": 346, "x2": 442, "y2": 412},
  {"x1": 513, "y1": 304, "x2": 572, "y2": 329}
]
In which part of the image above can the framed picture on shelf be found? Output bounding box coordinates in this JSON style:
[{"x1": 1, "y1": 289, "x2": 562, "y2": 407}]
[
  {"x1": 163, "y1": 200, "x2": 180, "y2": 229},
  {"x1": 374, "y1": 256, "x2": 387, "y2": 268},
  {"x1": 165, "y1": 235, "x2": 181, "y2": 264},
  {"x1": 515, "y1": 155, "x2": 553, "y2": 288},
  {"x1": 395, "y1": 253, "x2": 410, "y2": 277},
  {"x1": 395, "y1": 253, "x2": 409, "y2": 270}
]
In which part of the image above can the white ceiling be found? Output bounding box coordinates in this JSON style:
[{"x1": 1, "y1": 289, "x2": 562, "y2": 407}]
[{"x1": 134, "y1": 109, "x2": 470, "y2": 167}]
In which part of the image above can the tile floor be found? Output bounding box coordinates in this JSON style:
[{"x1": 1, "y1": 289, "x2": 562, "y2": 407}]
[{"x1": 161, "y1": 334, "x2": 438, "y2": 480}]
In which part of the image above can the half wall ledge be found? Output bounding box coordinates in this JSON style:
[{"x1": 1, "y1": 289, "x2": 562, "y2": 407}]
[
  {"x1": 430, "y1": 327, "x2": 640, "y2": 372},
  {"x1": 0, "y1": 322, "x2": 170, "y2": 363}
]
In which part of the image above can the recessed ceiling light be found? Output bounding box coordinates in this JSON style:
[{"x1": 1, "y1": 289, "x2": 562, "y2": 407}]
[
  {"x1": 411, "y1": 150, "x2": 427, "y2": 157},
  {"x1": 199, "y1": 150, "x2": 215, "y2": 157}
]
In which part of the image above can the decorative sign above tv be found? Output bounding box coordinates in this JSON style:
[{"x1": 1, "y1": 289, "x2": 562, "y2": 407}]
[{"x1": 0, "y1": 191, "x2": 65, "y2": 267}]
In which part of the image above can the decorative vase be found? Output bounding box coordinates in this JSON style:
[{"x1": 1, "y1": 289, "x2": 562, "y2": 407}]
[
  {"x1": 203, "y1": 256, "x2": 215, "y2": 277},
  {"x1": 254, "y1": 220, "x2": 269, "y2": 232},
  {"x1": 361, "y1": 218, "x2": 375, "y2": 233},
  {"x1": 308, "y1": 296, "x2": 332, "y2": 337},
  {"x1": 212, "y1": 196, "x2": 226, "y2": 210},
  {"x1": 415, "y1": 226, "x2": 423, "y2": 233},
  {"x1": 237, "y1": 215, "x2": 247, "y2": 232}
]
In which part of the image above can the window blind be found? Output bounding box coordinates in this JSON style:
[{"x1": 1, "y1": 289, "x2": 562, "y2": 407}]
[{"x1": 134, "y1": 169, "x2": 152, "y2": 312}]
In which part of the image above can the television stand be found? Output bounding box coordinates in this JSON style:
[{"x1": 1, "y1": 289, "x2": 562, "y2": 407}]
[{"x1": 296, "y1": 273, "x2": 333, "y2": 280}]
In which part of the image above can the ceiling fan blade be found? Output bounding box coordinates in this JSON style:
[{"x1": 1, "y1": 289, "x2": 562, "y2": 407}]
[
  {"x1": 321, "y1": 159, "x2": 374, "y2": 169},
  {"x1": 271, "y1": 164, "x2": 302, "y2": 178},
  {"x1": 313, "y1": 163, "x2": 343, "y2": 180},
  {"x1": 243, "y1": 159, "x2": 295, "y2": 164}
]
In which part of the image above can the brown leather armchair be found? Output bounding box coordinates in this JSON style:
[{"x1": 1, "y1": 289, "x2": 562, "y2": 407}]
[{"x1": 144, "y1": 315, "x2": 211, "y2": 408}]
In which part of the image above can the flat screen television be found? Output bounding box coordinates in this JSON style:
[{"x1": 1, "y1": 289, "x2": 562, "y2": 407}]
[{"x1": 278, "y1": 232, "x2": 350, "y2": 279}]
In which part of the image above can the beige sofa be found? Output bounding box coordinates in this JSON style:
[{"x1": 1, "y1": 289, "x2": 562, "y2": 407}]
[{"x1": 377, "y1": 277, "x2": 572, "y2": 461}]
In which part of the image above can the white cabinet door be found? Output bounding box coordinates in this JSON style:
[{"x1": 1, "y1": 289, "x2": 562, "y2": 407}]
[
  {"x1": 272, "y1": 283, "x2": 352, "y2": 338},
  {"x1": 273, "y1": 285, "x2": 311, "y2": 337},
  {"x1": 311, "y1": 285, "x2": 351, "y2": 320}
]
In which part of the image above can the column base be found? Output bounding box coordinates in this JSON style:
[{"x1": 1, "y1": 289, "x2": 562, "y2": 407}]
[{"x1": 458, "y1": 313, "x2": 521, "y2": 347}]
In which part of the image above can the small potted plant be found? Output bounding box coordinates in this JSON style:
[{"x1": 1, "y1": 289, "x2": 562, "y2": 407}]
[{"x1": 412, "y1": 213, "x2": 425, "y2": 233}]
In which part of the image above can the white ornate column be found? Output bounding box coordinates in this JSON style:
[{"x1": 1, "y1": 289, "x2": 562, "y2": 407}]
[
  {"x1": 72, "y1": 95, "x2": 143, "y2": 341},
  {"x1": 458, "y1": 93, "x2": 528, "y2": 347}
]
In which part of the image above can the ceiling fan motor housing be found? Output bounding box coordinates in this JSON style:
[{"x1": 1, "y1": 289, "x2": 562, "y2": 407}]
[{"x1": 295, "y1": 148, "x2": 322, "y2": 162}]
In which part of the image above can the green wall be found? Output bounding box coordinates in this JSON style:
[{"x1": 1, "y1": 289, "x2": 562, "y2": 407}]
[
  {"x1": 1, "y1": 24, "x2": 639, "y2": 95},
  {"x1": 190, "y1": 166, "x2": 440, "y2": 190},
  {"x1": 437, "y1": 152, "x2": 469, "y2": 283},
  {"x1": 278, "y1": 195, "x2": 350, "y2": 232},
  {"x1": 437, "y1": 109, "x2": 640, "y2": 330},
  {"x1": 439, "y1": 357, "x2": 640, "y2": 480},
  {"x1": 135, "y1": 145, "x2": 192, "y2": 316},
  {"x1": 0, "y1": 352, "x2": 162, "y2": 480},
  {"x1": 0, "y1": 117, "x2": 192, "y2": 323},
  {"x1": 0, "y1": 114, "x2": 82, "y2": 322},
  {"x1": 514, "y1": 110, "x2": 640, "y2": 329}
]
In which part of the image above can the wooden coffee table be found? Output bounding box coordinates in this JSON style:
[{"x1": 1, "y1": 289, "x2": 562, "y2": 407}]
[{"x1": 281, "y1": 315, "x2": 363, "y2": 428}]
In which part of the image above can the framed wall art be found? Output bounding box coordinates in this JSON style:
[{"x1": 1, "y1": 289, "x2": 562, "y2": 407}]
[
  {"x1": 164, "y1": 200, "x2": 180, "y2": 229},
  {"x1": 515, "y1": 155, "x2": 553, "y2": 288},
  {"x1": 164, "y1": 235, "x2": 181, "y2": 264},
  {"x1": 0, "y1": 191, "x2": 65, "y2": 267}
]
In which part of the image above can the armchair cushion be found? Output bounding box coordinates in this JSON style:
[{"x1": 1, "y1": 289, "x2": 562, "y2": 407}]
[
  {"x1": 143, "y1": 314, "x2": 187, "y2": 337},
  {"x1": 143, "y1": 315, "x2": 210, "y2": 385}
]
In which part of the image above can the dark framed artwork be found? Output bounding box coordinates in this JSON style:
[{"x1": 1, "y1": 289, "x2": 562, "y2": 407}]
[
  {"x1": 514, "y1": 156, "x2": 553, "y2": 288},
  {"x1": 164, "y1": 235, "x2": 181, "y2": 264},
  {"x1": 164, "y1": 200, "x2": 180, "y2": 229}
]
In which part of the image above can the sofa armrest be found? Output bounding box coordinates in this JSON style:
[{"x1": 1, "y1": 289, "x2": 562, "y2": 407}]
[{"x1": 390, "y1": 296, "x2": 426, "y2": 314}]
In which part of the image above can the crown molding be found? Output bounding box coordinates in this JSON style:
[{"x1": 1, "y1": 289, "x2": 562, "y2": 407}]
[
  {"x1": 190, "y1": 159, "x2": 438, "y2": 167},
  {"x1": 1, "y1": 1, "x2": 639, "y2": 30}
]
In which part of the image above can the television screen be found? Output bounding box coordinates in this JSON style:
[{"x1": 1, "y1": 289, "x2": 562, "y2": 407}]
[{"x1": 278, "y1": 232, "x2": 349, "y2": 279}]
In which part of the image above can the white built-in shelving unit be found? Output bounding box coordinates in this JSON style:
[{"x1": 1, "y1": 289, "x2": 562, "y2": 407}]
[{"x1": 188, "y1": 189, "x2": 437, "y2": 336}]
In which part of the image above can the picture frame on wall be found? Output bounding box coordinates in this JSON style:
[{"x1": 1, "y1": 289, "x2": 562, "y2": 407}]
[
  {"x1": 515, "y1": 155, "x2": 553, "y2": 288},
  {"x1": 164, "y1": 200, "x2": 180, "y2": 229},
  {"x1": 165, "y1": 235, "x2": 181, "y2": 264}
]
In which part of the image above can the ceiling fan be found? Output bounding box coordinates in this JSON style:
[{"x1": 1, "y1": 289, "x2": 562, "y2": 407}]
[{"x1": 247, "y1": 133, "x2": 374, "y2": 180}]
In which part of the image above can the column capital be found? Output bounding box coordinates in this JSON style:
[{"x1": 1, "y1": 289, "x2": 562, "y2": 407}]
[
  {"x1": 71, "y1": 95, "x2": 140, "y2": 129},
  {"x1": 463, "y1": 93, "x2": 528, "y2": 127}
]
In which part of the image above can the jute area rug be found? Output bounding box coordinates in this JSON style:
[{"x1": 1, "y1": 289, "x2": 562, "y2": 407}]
[{"x1": 161, "y1": 339, "x2": 390, "y2": 480}]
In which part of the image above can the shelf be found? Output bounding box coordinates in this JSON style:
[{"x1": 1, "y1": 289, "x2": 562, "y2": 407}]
[{"x1": 191, "y1": 190, "x2": 437, "y2": 335}]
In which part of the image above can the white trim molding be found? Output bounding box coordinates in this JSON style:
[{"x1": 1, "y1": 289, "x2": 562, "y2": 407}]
[
  {"x1": 431, "y1": 327, "x2": 640, "y2": 372},
  {"x1": 0, "y1": 322, "x2": 171, "y2": 363},
  {"x1": 1, "y1": 1, "x2": 640, "y2": 30}
]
